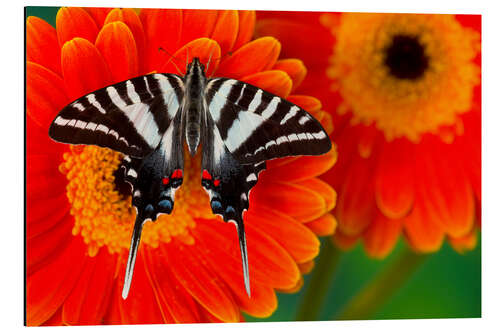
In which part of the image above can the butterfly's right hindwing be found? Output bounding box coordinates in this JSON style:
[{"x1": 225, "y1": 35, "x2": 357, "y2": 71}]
[{"x1": 49, "y1": 73, "x2": 184, "y2": 157}]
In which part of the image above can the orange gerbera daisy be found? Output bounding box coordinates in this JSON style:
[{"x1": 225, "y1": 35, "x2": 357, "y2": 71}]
[
  {"x1": 26, "y1": 7, "x2": 337, "y2": 325},
  {"x1": 257, "y1": 12, "x2": 481, "y2": 257}
]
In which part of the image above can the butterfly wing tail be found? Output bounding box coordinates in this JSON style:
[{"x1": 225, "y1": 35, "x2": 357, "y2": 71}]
[
  {"x1": 122, "y1": 213, "x2": 146, "y2": 299},
  {"x1": 233, "y1": 217, "x2": 251, "y2": 297}
]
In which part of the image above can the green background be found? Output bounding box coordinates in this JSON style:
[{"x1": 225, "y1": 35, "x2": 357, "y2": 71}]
[{"x1": 25, "y1": 6, "x2": 481, "y2": 322}]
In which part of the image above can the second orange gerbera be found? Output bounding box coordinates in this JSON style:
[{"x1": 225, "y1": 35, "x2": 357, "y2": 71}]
[
  {"x1": 257, "y1": 12, "x2": 481, "y2": 257},
  {"x1": 26, "y1": 7, "x2": 337, "y2": 325}
]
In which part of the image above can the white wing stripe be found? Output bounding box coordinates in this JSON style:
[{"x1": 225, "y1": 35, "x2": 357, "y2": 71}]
[
  {"x1": 261, "y1": 96, "x2": 280, "y2": 119},
  {"x1": 154, "y1": 74, "x2": 173, "y2": 93},
  {"x1": 126, "y1": 80, "x2": 142, "y2": 104},
  {"x1": 280, "y1": 106, "x2": 299, "y2": 125},
  {"x1": 122, "y1": 103, "x2": 161, "y2": 148},
  {"x1": 143, "y1": 76, "x2": 154, "y2": 98},
  {"x1": 54, "y1": 116, "x2": 70, "y2": 126},
  {"x1": 225, "y1": 111, "x2": 264, "y2": 153},
  {"x1": 71, "y1": 102, "x2": 85, "y2": 111},
  {"x1": 107, "y1": 86, "x2": 127, "y2": 109},
  {"x1": 208, "y1": 79, "x2": 237, "y2": 123},
  {"x1": 298, "y1": 116, "x2": 310, "y2": 125},
  {"x1": 247, "y1": 89, "x2": 263, "y2": 113},
  {"x1": 87, "y1": 94, "x2": 107, "y2": 114}
]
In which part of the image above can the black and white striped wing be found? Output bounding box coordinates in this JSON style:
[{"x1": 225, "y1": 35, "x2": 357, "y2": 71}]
[
  {"x1": 49, "y1": 73, "x2": 184, "y2": 157},
  {"x1": 204, "y1": 78, "x2": 331, "y2": 165},
  {"x1": 200, "y1": 111, "x2": 267, "y2": 297}
]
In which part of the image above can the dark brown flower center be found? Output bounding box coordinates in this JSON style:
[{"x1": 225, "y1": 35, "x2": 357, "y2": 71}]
[{"x1": 384, "y1": 35, "x2": 429, "y2": 80}]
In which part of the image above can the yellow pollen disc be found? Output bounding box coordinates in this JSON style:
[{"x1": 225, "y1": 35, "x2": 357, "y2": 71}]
[
  {"x1": 323, "y1": 13, "x2": 480, "y2": 142},
  {"x1": 60, "y1": 146, "x2": 215, "y2": 256}
]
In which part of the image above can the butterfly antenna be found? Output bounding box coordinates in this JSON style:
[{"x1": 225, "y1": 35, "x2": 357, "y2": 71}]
[
  {"x1": 158, "y1": 47, "x2": 184, "y2": 76},
  {"x1": 122, "y1": 212, "x2": 147, "y2": 299},
  {"x1": 233, "y1": 218, "x2": 251, "y2": 297}
]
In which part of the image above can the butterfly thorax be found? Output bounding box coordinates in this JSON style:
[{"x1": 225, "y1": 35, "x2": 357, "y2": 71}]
[{"x1": 183, "y1": 58, "x2": 208, "y2": 156}]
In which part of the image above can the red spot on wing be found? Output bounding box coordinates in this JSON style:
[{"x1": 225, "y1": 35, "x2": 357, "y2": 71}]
[
  {"x1": 202, "y1": 169, "x2": 212, "y2": 180},
  {"x1": 172, "y1": 169, "x2": 183, "y2": 179},
  {"x1": 162, "y1": 177, "x2": 169, "y2": 185},
  {"x1": 213, "y1": 179, "x2": 220, "y2": 187}
]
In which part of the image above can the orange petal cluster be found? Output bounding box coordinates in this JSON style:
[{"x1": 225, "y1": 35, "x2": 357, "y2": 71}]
[{"x1": 256, "y1": 12, "x2": 481, "y2": 258}]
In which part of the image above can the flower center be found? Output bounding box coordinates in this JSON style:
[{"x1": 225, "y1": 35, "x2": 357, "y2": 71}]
[
  {"x1": 384, "y1": 35, "x2": 429, "y2": 80},
  {"x1": 324, "y1": 13, "x2": 480, "y2": 142},
  {"x1": 60, "y1": 146, "x2": 214, "y2": 256}
]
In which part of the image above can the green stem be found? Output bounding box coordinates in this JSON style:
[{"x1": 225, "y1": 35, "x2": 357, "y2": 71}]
[
  {"x1": 334, "y1": 247, "x2": 428, "y2": 320},
  {"x1": 295, "y1": 239, "x2": 341, "y2": 321}
]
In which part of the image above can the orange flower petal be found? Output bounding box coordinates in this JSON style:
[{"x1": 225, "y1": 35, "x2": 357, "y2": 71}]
[
  {"x1": 448, "y1": 229, "x2": 478, "y2": 254},
  {"x1": 332, "y1": 229, "x2": 358, "y2": 251},
  {"x1": 180, "y1": 9, "x2": 219, "y2": 46},
  {"x1": 195, "y1": 220, "x2": 300, "y2": 290},
  {"x1": 139, "y1": 9, "x2": 182, "y2": 72},
  {"x1": 27, "y1": 194, "x2": 69, "y2": 240},
  {"x1": 95, "y1": 21, "x2": 139, "y2": 82},
  {"x1": 84, "y1": 7, "x2": 112, "y2": 27},
  {"x1": 363, "y1": 213, "x2": 402, "y2": 259},
  {"x1": 295, "y1": 178, "x2": 336, "y2": 212},
  {"x1": 143, "y1": 246, "x2": 201, "y2": 323},
  {"x1": 63, "y1": 249, "x2": 117, "y2": 325},
  {"x1": 211, "y1": 10, "x2": 239, "y2": 56},
  {"x1": 62, "y1": 250, "x2": 117, "y2": 325},
  {"x1": 26, "y1": 62, "x2": 69, "y2": 131},
  {"x1": 102, "y1": 285, "x2": 122, "y2": 324},
  {"x1": 240, "y1": 70, "x2": 292, "y2": 98},
  {"x1": 426, "y1": 139, "x2": 475, "y2": 237},
  {"x1": 273, "y1": 59, "x2": 307, "y2": 92},
  {"x1": 357, "y1": 125, "x2": 380, "y2": 158},
  {"x1": 304, "y1": 213, "x2": 337, "y2": 236},
  {"x1": 374, "y1": 138, "x2": 415, "y2": 219},
  {"x1": 27, "y1": 216, "x2": 73, "y2": 275},
  {"x1": 403, "y1": 198, "x2": 445, "y2": 253},
  {"x1": 252, "y1": 182, "x2": 326, "y2": 222},
  {"x1": 160, "y1": 38, "x2": 221, "y2": 77},
  {"x1": 162, "y1": 240, "x2": 240, "y2": 322},
  {"x1": 193, "y1": 231, "x2": 277, "y2": 318},
  {"x1": 26, "y1": 16, "x2": 62, "y2": 75},
  {"x1": 264, "y1": 149, "x2": 337, "y2": 183},
  {"x1": 104, "y1": 8, "x2": 147, "y2": 74},
  {"x1": 287, "y1": 95, "x2": 322, "y2": 112},
  {"x1": 277, "y1": 276, "x2": 304, "y2": 294},
  {"x1": 246, "y1": 207, "x2": 320, "y2": 263},
  {"x1": 298, "y1": 260, "x2": 315, "y2": 274},
  {"x1": 336, "y1": 155, "x2": 376, "y2": 236},
  {"x1": 26, "y1": 237, "x2": 88, "y2": 326},
  {"x1": 26, "y1": 117, "x2": 65, "y2": 155},
  {"x1": 216, "y1": 37, "x2": 281, "y2": 79},
  {"x1": 42, "y1": 307, "x2": 63, "y2": 326},
  {"x1": 61, "y1": 37, "x2": 112, "y2": 99},
  {"x1": 117, "y1": 253, "x2": 164, "y2": 324},
  {"x1": 56, "y1": 7, "x2": 99, "y2": 46},
  {"x1": 233, "y1": 11, "x2": 256, "y2": 51}
]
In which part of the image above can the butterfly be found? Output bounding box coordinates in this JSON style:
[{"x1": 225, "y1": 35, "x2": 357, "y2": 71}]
[{"x1": 48, "y1": 57, "x2": 332, "y2": 299}]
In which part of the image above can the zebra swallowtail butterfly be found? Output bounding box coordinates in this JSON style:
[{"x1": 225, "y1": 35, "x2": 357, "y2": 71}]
[{"x1": 49, "y1": 57, "x2": 331, "y2": 299}]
